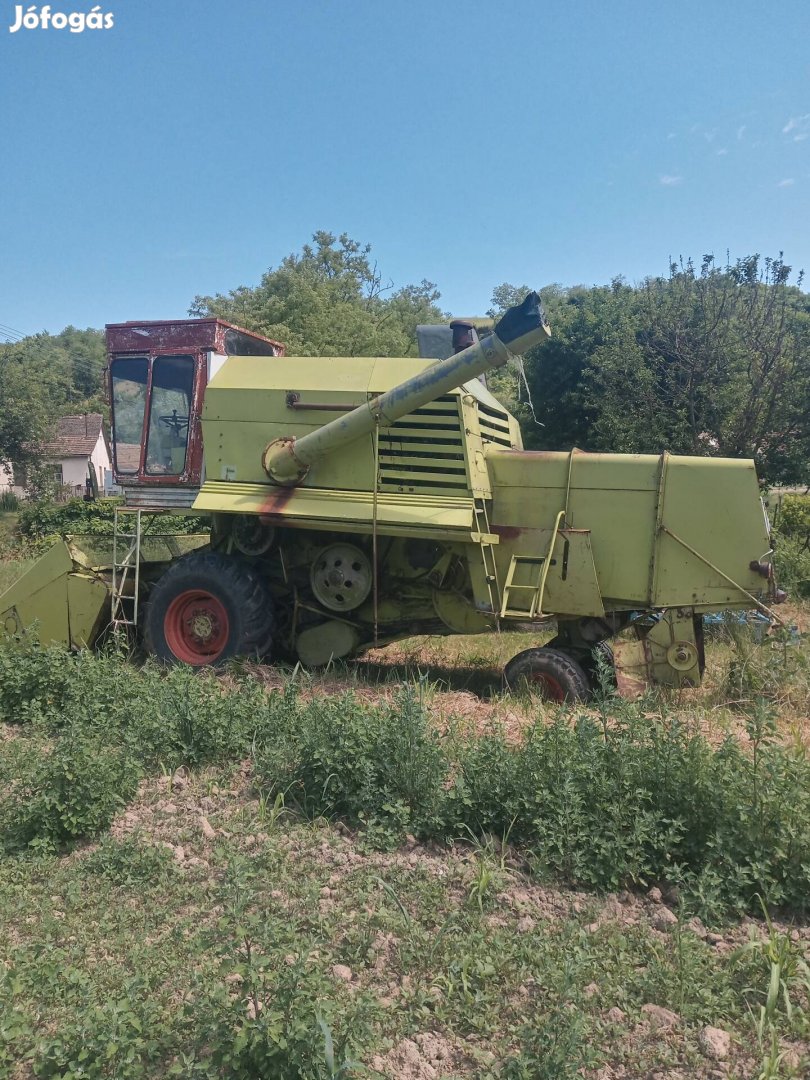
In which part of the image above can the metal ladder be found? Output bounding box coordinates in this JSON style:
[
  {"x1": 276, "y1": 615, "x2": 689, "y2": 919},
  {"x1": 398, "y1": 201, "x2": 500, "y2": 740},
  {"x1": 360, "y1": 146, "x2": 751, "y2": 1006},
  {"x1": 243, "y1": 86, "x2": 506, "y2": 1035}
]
[
  {"x1": 472, "y1": 498, "x2": 501, "y2": 620},
  {"x1": 499, "y1": 555, "x2": 548, "y2": 618},
  {"x1": 499, "y1": 509, "x2": 565, "y2": 619},
  {"x1": 111, "y1": 507, "x2": 145, "y2": 631}
]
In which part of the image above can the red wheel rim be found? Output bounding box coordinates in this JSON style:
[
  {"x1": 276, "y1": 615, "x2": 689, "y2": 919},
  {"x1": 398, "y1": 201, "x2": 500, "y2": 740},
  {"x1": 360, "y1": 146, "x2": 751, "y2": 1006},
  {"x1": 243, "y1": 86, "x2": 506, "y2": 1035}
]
[
  {"x1": 529, "y1": 673, "x2": 566, "y2": 703},
  {"x1": 164, "y1": 590, "x2": 230, "y2": 665}
]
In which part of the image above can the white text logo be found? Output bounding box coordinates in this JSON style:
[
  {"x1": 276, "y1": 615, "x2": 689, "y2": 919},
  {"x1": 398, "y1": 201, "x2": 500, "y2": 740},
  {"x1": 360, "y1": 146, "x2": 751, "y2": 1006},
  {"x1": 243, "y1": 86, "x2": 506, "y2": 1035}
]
[{"x1": 9, "y1": 4, "x2": 114, "y2": 32}]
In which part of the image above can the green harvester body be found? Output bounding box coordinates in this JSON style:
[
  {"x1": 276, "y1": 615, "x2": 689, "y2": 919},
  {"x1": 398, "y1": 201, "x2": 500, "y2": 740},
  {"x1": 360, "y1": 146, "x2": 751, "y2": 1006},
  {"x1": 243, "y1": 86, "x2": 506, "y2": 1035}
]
[{"x1": 0, "y1": 292, "x2": 778, "y2": 695}]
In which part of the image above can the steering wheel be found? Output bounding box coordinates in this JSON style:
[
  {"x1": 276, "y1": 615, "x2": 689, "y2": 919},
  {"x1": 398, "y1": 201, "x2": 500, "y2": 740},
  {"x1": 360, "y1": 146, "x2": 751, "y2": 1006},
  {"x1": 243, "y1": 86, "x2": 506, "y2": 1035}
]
[{"x1": 159, "y1": 411, "x2": 189, "y2": 438}]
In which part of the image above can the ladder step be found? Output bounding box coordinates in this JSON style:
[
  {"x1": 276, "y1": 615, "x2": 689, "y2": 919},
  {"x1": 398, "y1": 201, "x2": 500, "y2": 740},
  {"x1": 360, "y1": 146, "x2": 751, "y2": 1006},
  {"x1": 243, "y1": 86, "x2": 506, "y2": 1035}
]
[{"x1": 112, "y1": 508, "x2": 149, "y2": 632}]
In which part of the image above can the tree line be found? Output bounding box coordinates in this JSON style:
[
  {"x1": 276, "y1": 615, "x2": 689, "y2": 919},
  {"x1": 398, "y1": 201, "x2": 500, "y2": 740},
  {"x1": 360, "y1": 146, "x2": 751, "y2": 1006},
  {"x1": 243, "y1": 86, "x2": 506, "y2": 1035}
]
[
  {"x1": 491, "y1": 254, "x2": 810, "y2": 485},
  {"x1": 1, "y1": 235, "x2": 808, "y2": 485},
  {"x1": 0, "y1": 327, "x2": 106, "y2": 478}
]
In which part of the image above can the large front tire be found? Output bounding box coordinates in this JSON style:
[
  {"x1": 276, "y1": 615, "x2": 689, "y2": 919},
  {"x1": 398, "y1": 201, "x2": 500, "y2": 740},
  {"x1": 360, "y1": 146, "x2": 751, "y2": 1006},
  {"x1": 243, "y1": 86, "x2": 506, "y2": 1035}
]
[
  {"x1": 144, "y1": 552, "x2": 274, "y2": 666},
  {"x1": 504, "y1": 647, "x2": 590, "y2": 702}
]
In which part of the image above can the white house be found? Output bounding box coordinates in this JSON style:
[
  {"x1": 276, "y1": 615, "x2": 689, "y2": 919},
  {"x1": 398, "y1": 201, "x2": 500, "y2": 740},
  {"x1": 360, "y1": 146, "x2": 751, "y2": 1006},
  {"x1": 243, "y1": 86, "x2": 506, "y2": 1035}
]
[
  {"x1": 0, "y1": 414, "x2": 113, "y2": 498},
  {"x1": 0, "y1": 462, "x2": 16, "y2": 494}
]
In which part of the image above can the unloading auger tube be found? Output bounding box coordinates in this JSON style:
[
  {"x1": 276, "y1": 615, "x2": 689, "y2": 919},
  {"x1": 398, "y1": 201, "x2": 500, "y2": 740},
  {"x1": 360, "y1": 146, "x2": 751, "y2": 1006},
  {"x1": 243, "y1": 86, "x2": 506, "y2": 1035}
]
[{"x1": 261, "y1": 290, "x2": 551, "y2": 486}]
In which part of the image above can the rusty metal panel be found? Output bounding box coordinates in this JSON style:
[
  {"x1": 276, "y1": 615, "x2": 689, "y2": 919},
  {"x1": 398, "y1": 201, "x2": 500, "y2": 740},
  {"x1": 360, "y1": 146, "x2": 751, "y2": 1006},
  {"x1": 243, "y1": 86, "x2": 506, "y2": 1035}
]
[{"x1": 105, "y1": 319, "x2": 284, "y2": 356}]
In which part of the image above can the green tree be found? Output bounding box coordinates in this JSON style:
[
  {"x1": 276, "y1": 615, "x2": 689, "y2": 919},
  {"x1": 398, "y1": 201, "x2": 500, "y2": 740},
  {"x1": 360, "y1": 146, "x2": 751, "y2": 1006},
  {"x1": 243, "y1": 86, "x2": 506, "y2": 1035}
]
[
  {"x1": 189, "y1": 231, "x2": 445, "y2": 356},
  {"x1": 0, "y1": 338, "x2": 68, "y2": 472},
  {"x1": 497, "y1": 254, "x2": 810, "y2": 484},
  {"x1": 52, "y1": 326, "x2": 107, "y2": 408},
  {"x1": 0, "y1": 327, "x2": 107, "y2": 479},
  {"x1": 488, "y1": 280, "x2": 612, "y2": 452},
  {"x1": 589, "y1": 255, "x2": 810, "y2": 478}
]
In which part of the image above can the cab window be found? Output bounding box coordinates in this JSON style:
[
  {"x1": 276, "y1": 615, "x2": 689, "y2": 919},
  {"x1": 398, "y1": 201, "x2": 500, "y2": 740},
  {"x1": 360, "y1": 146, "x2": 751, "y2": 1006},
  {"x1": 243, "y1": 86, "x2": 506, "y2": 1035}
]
[
  {"x1": 145, "y1": 355, "x2": 195, "y2": 475},
  {"x1": 110, "y1": 356, "x2": 148, "y2": 474}
]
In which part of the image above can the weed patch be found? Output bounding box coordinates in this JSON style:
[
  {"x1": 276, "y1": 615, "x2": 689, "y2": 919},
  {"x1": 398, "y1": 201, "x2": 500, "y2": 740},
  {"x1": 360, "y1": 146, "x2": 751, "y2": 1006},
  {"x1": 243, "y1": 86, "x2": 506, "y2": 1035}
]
[
  {"x1": 253, "y1": 681, "x2": 448, "y2": 846},
  {"x1": 1, "y1": 733, "x2": 140, "y2": 852},
  {"x1": 82, "y1": 835, "x2": 177, "y2": 887},
  {"x1": 1, "y1": 636, "x2": 809, "y2": 920}
]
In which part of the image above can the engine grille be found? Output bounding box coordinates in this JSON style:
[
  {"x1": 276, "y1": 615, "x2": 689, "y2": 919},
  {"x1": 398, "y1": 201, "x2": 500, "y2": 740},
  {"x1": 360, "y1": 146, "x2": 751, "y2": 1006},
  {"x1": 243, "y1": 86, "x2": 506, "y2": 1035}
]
[
  {"x1": 476, "y1": 400, "x2": 513, "y2": 447},
  {"x1": 378, "y1": 396, "x2": 468, "y2": 492}
]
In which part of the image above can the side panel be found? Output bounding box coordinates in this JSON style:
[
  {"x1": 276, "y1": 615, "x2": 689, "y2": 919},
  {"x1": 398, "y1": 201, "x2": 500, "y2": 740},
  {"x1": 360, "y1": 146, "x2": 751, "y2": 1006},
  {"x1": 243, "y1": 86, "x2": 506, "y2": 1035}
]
[
  {"x1": 192, "y1": 480, "x2": 475, "y2": 539},
  {"x1": 204, "y1": 360, "x2": 475, "y2": 495},
  {"x1": 209, "y1": 420, "x2": 376, "y2": 489},
  {"x1": 0, "y1": 544, "x2": 109, "y2": 648},
  {"x1": 652, "y1": 457, "x2": 770, "y2": 607},
  {"x1": 68, "y1": 574, "x2": 112, "y2": 647},
  {"x1": 487, "y1": 448, "x2": 770, "y2": 611},
  {"x1": 489, "y1": 451, "x2": 659, "y2": 604}
]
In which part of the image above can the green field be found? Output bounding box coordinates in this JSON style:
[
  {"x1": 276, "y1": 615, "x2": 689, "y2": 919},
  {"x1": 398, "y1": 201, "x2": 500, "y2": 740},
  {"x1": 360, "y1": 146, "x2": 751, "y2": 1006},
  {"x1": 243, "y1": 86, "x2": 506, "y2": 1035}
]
[{"x1": 0, "y1": 578, "x2": 808, "y2": 1078}]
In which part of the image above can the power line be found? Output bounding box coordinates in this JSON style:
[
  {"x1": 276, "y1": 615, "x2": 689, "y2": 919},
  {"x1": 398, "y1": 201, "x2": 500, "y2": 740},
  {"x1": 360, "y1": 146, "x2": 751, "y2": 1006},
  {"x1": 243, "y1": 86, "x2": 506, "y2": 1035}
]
[{"x1": 0, "y1": 320, "x2": 27, "y2": 337}]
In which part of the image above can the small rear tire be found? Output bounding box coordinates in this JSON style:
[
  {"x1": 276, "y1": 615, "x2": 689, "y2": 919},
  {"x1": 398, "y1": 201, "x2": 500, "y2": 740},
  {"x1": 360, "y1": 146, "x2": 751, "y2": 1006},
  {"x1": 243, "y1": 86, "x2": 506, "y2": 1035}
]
[
  {"x1": 504, "y1": 647, "x2": 590, "y2": 703},
  {"x1": 144, "y1": 551, "x2": 274, "y2": 667}
]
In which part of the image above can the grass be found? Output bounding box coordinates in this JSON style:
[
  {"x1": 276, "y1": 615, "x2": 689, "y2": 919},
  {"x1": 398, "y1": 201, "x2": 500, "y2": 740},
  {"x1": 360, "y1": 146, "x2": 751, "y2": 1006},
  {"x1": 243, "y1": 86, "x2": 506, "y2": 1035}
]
[
  {"x1": 0, "y1": 510, "x2": 18, "y2": 539},
  {"x1": 0, "y1": 762, "x2": 808, "y2": 1079}
]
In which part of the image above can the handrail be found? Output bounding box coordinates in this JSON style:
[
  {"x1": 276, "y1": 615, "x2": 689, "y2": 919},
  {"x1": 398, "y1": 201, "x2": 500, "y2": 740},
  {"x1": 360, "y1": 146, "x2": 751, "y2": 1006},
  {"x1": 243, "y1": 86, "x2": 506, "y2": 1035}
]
[{"x1": 536, "y1": 510, "x2": 566, "y2": 617}]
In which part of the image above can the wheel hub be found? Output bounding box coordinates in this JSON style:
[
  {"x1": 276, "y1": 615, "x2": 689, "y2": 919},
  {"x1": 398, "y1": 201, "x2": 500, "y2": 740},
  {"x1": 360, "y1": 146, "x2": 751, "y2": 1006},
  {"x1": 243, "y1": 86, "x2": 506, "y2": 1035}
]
[
  {"x1": 232, "y1": 516, "x2": 275, "y2": 556},
  {"x1": 530, "y1": 673, "x2": 565, "y2": 703},
  {"x1": 666, "y1": 641, "x2": 699, "y2": 671},
  {"x1": 311, "y1": 543, "x2": 373, "y2": 612},
  {"x1": 189, "y1": 610, "x2": 216, "y2": 640},
  {"x1": 164, "y1": 589, "x2": 230, "y2": 665}
]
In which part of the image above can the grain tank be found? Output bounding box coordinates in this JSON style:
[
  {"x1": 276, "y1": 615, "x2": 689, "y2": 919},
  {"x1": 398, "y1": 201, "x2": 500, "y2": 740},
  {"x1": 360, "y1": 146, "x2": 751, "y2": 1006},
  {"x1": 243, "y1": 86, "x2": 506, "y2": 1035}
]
[{"x1": 0, "y1": 293, "x2": 780, "y2": 699}]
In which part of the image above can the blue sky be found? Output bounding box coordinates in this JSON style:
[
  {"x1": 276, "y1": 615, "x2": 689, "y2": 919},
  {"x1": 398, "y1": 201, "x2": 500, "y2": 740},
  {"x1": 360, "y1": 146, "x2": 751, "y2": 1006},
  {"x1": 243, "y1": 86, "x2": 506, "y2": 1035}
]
[{"x1": 1, "y1": 0, "x2": 808, "y2": 337}]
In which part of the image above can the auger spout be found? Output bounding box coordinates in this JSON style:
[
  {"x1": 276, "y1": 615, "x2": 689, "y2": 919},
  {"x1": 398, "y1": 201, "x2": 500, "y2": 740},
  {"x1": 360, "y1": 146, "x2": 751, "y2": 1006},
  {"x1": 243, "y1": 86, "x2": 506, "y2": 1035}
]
[{"x1": 261, "y1": 290, "x2": 551, "y2": 486}]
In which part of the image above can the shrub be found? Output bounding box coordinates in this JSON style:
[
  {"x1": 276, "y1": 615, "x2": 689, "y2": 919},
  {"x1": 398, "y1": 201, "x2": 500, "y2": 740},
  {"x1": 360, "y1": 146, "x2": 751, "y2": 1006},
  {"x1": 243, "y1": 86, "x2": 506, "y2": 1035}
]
[
  {"x1": 2, "y1": 734, "x2": 141, "y2": 851},
  {"x1": 81, "y1": 835, "x2": 176, "y2": 887},
  {"x1": 0, "y1": 639, "x2": 80, "y2": 724},
  {"x1": 202, "y1": 965, "x2": 360, "y2": 1079},
  {"x1": 722, "y1": 620, "x2": 792, "y2": 706},
  {"x1": 771, "y1": 493, "x2": 810, "y2": 596},
  {"x1": 0, "y1": 491, "x2": 19, "y2": 512},
  {"x1": 773, "y1": 535, "x2": 810, "y2": 597},
  {"x1": 501, "y1": 1012, "x2": 591, "y2": 1079},
  {"x1": 773, "y1": 493, "x2": 810, "y2": 540},
  {"x1": 17, "y1": 497, "x2": 208, "y2": 541},
  {"x1": 2, "y1": 638, "x2": 810, "y2": 915},
  {"x1": 444, "y1": 705, "x2": 810, "y2": 915},
  {"x1": 31, "y1": 993, "x2": 168, "y2": 1079},
  {"x1": 0, "y1": 642, "x2": 276, "y2": 765},
  {"x1": 445, "y1": 711, "x2": 684, "y2": 890},
  {"x1": 74, "y1": 659, "x2": 277, "y2": 770},
  {"x1": 253, "y1": 682, "x2": 448, "y2": 844}
]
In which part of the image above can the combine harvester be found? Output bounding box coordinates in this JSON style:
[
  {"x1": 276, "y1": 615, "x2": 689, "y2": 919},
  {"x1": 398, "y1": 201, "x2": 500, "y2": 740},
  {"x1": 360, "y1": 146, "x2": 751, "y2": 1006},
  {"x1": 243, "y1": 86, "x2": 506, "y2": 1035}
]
[{"x1": 0, "y1": 293, "x2": 783, "y2": 699}]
